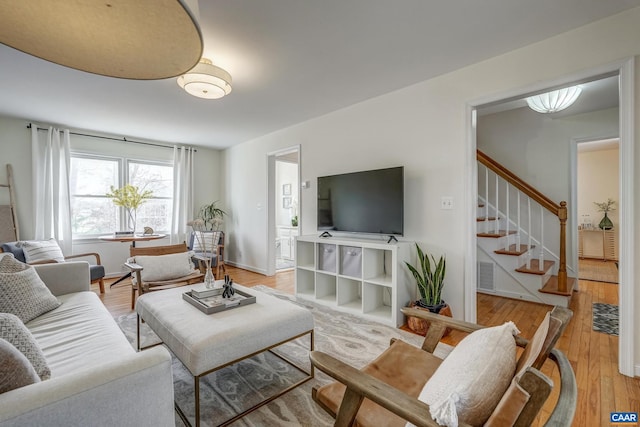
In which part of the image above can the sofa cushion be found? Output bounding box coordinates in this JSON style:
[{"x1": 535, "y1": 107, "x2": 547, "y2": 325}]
[
  {"x1": 17, "y1": 239, "x2": 65, "y2": 263},
  {"x1": 130, "y1": 251, "x2": 197, "y2": 283},
  {"x1": 26, "y1": 291, "x2": 135, "y2": 377},
  {"x1": 0, "y1": 338, "x2": 40, "y2": 393},
  {"x1": 0, "y1": 313, "x2": 51, "y2": 380},
  {"x1": 414, "y1": 321, "x2": 519, "y2": 427},
  {"x1": 0, "y1": 255, "x2": 61, "y2": 322}
]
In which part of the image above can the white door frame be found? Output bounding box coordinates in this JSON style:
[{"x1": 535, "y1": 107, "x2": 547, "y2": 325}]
[
  {"x1": 465, "y1": 58, "x2": 635, "y2": 376},
  {"x1": 266, "y1": 145, "x2": 301, "y2": 276}
]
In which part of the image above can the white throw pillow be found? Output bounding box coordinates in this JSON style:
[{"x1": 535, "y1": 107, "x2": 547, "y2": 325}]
[
  {"x1": 409, "y1": 321, "x2": 520, "y2": 427},
  {"x1": 0, "y1": 255, "x2": 61, "y2": 323},
  {"x1": 0, "y1": 338, "x2": 41, "y2": 393},
  {"x1": 0, "y1": 313, "x2": 51, "y2": 380},
  {"x1": 18, "y1": 239, "x2": 65, "y2": 263},
  {"x1": 132, "y1": 251, "x2": 197, "y2": 282}
]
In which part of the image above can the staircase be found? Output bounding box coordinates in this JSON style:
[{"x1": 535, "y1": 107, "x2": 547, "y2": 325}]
[{"x1": 476, "y1": 150, "x2": 576, "y2": 307}]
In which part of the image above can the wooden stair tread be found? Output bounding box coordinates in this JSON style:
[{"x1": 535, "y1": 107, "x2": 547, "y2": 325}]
[
  {"x1": 495, "y1": 244, "x2": 533, "y2": 256},
  {"x1": 539, "y1": 276, "x2": 576, "y2": 296},
  {"x1": 477, "y1": 230, "x2": 516, "y2": 238},
  {"x1": 515, "y1": 259, "x2": 554, "y2": 275},
  {"x1": 477, "y1": 216, "x2": 498, "y2": 222}
]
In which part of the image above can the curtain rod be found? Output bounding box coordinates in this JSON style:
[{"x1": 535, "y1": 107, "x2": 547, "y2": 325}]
[{"x1": 26, "y1": 124, "x2": 196, "y2": 152}]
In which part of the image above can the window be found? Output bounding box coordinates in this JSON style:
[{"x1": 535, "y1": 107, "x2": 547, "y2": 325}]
[{"x1": 70, "y1": 155, "x2": 173, "y2": 237}]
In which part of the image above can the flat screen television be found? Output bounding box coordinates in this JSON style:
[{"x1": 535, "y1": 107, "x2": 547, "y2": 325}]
[{"x1": 317, "y1": 166, "x2": 404, "y2": 236}]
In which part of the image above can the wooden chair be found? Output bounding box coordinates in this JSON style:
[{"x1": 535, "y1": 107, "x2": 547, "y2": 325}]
[
  {"x1": 0, "y1": 242, "x2": 106, "y2": 293},
  {"x1": 125, "y1": 242, "x2": 204, "y2": 309},
  {"x1": 310, "y1": 306, "x2": 577, "y2": 427},
  {"x1": 188, "y1": 230, "x2": 226, "y2": 279}
]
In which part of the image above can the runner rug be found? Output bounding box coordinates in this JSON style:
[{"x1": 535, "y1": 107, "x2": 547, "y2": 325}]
[
  {"x1": 116, "y1": 286, "x2": 449, "y2": 426},
  {"x1": 592, "y1": 302, "x2": 619, "y2": 336},
  {"x1": 579, "y1": 259, "x2": 618, "y2": 284}
]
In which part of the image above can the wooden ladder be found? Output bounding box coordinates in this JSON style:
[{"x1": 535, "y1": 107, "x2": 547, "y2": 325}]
[{"x1": 0, "y1": 164, "x2": 19, "y2": 243}]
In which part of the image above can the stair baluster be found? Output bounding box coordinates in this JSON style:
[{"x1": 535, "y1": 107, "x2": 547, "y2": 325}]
[
  {"x1": 527, "y1": 197, "x2": 532, "y2": 269},
  {"x1": 539, "y1": 206, "x2": 544, "y2": 267},
  {"x1": 494, "y1": 174, "x2": 499, "y2": 233}
]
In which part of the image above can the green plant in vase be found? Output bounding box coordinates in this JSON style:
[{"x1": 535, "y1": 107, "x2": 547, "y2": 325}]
[
  {"x1": 106, "y1": 184, "x2": 153, "y2": 234},
  {"x1": 198, "y1": 201, "x2": 227, "y2": 231},
  {"x1": 594, "y1": 198, "x2": 616, "y2": 230},
  {"x1": 404, "y1": 243, "x2": 451, "y2": 336}
]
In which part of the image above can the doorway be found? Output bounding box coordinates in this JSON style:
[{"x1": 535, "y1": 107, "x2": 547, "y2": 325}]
[
  {"x1": 466, "y1": 59, "x2": 634, "y2": 376},
  {"x1": 266, "y1": 146, "x2": 300, "y2": 276},
  {"x1": 575, "y1": 138, "x2": 620, "y2": 284}
]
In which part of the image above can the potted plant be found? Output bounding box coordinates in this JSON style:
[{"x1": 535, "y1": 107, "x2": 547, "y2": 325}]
[
  {"x1": 198, "y1": 201, "x2": 227, "y2": 231},
  {"x1": 106, "y1": 184, "x2": 153, "y2": 235},
  {"x1": 404, "y1": 243, "x2": 451, "y2": 335},
  {"x1": 594, "y1": 198, "x2": 616, "y2": 230}
]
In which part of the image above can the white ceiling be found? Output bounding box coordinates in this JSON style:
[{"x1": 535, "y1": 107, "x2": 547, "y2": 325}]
[{"x1": 0, "y1": 1, "x2": 637, "y2": 149}]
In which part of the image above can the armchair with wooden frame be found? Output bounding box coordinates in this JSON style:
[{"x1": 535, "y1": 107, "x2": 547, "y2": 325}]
[
  {"x1": 188, "y1": 230, "x2": 226, "y2": 279},
  {"x1": 125, "y1": 242, "x2": 204, "y2": 309},
  {"x1": 310, "y1": 306, "x2": 577, "y2": 427},
  {"x1": 0, "y1": 241, "x2": 106, "y2": 293}
]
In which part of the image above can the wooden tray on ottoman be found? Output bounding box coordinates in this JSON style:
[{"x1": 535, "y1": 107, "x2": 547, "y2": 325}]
[{"x1": 182, "y1": 288, "x2": 256, "y2": 314}]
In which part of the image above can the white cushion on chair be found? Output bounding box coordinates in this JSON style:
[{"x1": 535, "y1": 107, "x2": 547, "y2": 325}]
[
  {"x1": 410, "y1": 321, "x2": 520, "y2": 427},
  {"x1": 18, "y1": 239, "x2": 65, "y2": 263},
  {"x1": 191, "y1": 231, "x2": 221, "y2": 254},
  {"x1": 131, "y1": 251, "x2": 197, "y2": 282}
]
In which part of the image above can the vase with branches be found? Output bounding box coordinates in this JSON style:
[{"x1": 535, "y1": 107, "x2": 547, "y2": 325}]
[
  {"x1": 594, "y1": 198, "x2": 616, "y2": 230},
  {"x1": 106, "y1": 184, "x2": 153, "y2": 235},
  {"x1": 188, "y1": 218, "x2": 216, "y2": 289}
]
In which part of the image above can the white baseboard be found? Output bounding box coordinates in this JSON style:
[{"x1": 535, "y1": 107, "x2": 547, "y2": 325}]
[
  {"x1": 225, "y1": 261, "x2": 267, "y2": 276},
  {"x1": 634, "y1": 364, "x2": 640, "y2": 377}
]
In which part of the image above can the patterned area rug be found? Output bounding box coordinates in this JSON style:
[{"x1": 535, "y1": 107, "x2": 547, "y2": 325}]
[
  {"x1": 592, "y1": 303, "x2": 619, "y2": 336},
  {"x1": 579, "y1": 259, "x2": 618, "y2": 284},
  {"x1": 116, "y1": 286, "x2": 448, "y2": 426}
]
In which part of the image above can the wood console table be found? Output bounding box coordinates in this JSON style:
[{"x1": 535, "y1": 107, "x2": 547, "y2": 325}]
[{"x1": 578, "y1": 229, "x2": 617, "y2": 261}]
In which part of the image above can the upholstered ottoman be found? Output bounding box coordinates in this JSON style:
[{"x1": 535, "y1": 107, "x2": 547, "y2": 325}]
[{"x1": 135, "y1": 284, "x2": 314, "y2": 426}]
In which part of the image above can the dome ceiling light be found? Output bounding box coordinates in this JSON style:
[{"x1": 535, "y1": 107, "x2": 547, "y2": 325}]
[
  {"x1": 177, "y1": 58, "x2": 232, "y2": 99},
  {"x1": 0, "y1": 0, "x2": 203, "y2": 80},
  {"x1": 526, "y1": 85, "x2": 582, "y2": 113}
]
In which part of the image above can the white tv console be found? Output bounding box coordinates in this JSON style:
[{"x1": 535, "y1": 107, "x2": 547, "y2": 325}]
[{"x1": 295, "y1": 235, "x2": 412, "y2": 327}]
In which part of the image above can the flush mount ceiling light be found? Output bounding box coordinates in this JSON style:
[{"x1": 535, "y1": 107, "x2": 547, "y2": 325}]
[
  {"x1": 0, "y1": 0, "x2": 203, "y2": 80},
  {"x1": 526, "y1": 85, "x2": 582, "y2": 113},
  {"x1": 177, "y1": 58, "x2": 232, "y2": 99}
]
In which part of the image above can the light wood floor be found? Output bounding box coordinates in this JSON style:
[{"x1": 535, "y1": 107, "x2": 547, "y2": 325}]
[{"x1": 95, "y1": 265, "x2": 639, "y2": 427}]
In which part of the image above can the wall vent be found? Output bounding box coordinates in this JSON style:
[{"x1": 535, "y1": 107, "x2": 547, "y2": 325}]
[{"x1": 478, "y1": 262, "x2": 495, "y2": 291}]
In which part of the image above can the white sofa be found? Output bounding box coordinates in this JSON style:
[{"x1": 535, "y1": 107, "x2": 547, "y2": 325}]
[{"x1": 0, "y1": 261, "x2": 175, "y2": 427}]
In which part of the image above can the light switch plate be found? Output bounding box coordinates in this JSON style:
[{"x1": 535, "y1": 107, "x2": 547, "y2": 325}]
[{"x1": 441, "y1": 196, "x2": 453, "y2": 210}]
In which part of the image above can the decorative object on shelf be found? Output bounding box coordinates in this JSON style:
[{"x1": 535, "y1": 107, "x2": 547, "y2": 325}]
[
  {"x1": 222, "y1": 275, "x2": 235, "y2": 298},
  {"x1": 404, "y1": 243, "x2": 450, "y2": 336},
  {"x1": 143, "y1": 227, "x2": 154, "y2": 235},
  {"x1": 106, "y1": 185, "x2": 153, "y2": 235},
  {"x1": 526, "y1": 85, "x2": 582, "y2": 113},
  {"x1": 197, "y1": 201, "x2": 226, "y2": 231},
  {"x1": 177, "y1": 58, "x2": 232, "y2": 99},
  {"x1": 594, "y1": 198, "x2": 616, "y2": 230},
  {"x1": 291, "y1": 215, "x2": 298, "y2": 227},
  {"x1": 0, "y1": 0, "x2": 203, "y2": 80},
  {"x1": 188, "y1": 219, "x2": 216, "y2": 289}
]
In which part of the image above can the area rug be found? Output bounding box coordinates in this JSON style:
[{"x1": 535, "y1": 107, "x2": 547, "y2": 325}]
[
  {"x1": 116, "y1": 286, "x2": 447, "y2": 426},
  {"x1": 579, "y1": 259, "x2": 618, "y2": 284},
  {"x1": 592, "y1": 303, "x2": 619, "y2": 336}
]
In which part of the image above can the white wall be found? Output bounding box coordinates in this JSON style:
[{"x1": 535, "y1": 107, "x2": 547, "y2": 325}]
[
  {"x1": 578, "y1": 147, "x2": 620, "y2": 229},
  {"x1": 0, "y1": 115, "x2": 222, "y2": 275},
  {"x1": 222, "y1": 7, "x2": 640, "y2": 366},
  {"x1": 275, "y1": 161, "x2": 298, "y2": 226}
]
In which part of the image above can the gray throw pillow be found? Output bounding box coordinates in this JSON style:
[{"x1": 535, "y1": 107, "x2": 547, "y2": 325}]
[
  {"x1": 0, "y1": 338, "x2": 40, "y2": 393},
  {"x1": 0, "y1": 254, "x2": 61, "y2": 322},
  {"x1": 0, "y1": 313, "x2": 51, "y2": 380}
]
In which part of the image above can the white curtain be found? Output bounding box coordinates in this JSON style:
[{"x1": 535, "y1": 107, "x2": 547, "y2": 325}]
[
  {"x1": 31, "y1": 126, "x2": 73, "y2": 255},
  {"x1": 171, "y1": 146, "x2": 195, "y2": 244}
]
